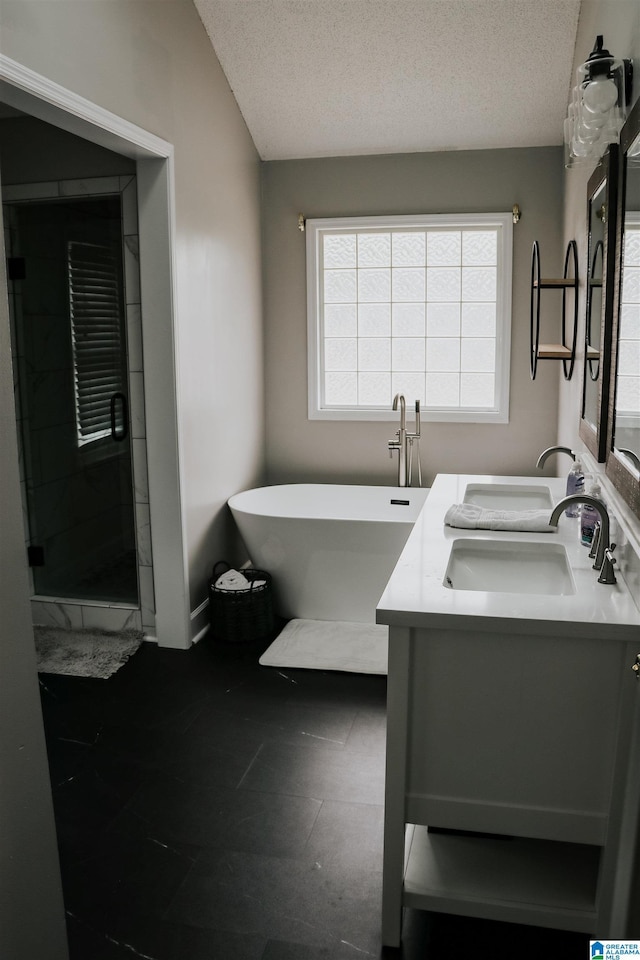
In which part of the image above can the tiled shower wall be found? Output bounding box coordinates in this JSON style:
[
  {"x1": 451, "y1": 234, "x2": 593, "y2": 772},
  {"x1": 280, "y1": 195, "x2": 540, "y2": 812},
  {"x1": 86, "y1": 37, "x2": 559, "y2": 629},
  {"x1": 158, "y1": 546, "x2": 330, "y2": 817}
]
[{"x1": 4, "y1": 175, "x2": 156, "y2": 637}]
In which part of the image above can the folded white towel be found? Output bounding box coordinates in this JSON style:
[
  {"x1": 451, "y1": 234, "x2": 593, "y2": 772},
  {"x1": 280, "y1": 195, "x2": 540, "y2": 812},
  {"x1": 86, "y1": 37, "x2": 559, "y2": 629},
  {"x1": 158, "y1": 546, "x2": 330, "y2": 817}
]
[{"x1": 444, "y1": 503, "x2": 556, "y2": 533}]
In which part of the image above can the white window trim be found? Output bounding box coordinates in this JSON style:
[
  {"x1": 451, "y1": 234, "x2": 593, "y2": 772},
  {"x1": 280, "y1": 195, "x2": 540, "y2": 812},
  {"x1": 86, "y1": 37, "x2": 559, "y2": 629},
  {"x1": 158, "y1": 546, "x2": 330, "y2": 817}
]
[{"x1": 306, "y1": 213, "x2": 513, "y2": 423}]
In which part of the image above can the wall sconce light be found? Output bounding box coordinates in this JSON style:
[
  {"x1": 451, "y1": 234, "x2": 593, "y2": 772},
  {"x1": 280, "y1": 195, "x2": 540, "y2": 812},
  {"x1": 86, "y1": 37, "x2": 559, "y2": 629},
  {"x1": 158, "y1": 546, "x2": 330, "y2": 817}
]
[{"x1": 564, "y1": 36, "x2": 633, "y2": 169}]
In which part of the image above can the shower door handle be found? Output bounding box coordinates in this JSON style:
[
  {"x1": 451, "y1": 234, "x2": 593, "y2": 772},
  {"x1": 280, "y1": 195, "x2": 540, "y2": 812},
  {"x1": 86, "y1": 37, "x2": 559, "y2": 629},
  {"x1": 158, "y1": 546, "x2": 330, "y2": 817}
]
[{"x1": 110, "y1": 392, "x2": 129, "y2": 442}]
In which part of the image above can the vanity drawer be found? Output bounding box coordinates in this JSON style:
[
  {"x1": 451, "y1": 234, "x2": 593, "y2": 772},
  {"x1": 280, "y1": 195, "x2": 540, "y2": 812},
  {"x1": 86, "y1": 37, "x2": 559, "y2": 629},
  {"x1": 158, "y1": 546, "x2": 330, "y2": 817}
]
[{"x1": 400, "y1": 628, "x2": 627, "y2": 845}]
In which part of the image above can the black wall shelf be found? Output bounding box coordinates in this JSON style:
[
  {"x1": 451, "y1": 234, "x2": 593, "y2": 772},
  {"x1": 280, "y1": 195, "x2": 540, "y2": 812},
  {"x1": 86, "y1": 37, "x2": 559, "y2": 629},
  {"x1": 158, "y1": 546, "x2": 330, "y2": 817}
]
[{"x1": 530, "y1": 240, "x2": 579, "y2": 380}]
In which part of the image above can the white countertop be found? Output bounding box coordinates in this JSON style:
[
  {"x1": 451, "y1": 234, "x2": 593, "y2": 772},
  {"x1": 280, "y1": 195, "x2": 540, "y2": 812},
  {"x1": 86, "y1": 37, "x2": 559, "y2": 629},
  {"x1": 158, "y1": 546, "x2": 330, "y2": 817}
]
[{"x1": 376, "y1": 474, "x2": 640, "y2": 639}]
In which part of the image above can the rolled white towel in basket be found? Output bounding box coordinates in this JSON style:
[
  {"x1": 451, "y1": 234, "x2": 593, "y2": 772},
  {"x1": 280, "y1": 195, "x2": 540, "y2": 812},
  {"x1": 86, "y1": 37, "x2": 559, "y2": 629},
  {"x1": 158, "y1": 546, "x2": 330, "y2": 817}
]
[
  {"x1": 215, "y1": 569, "x2": 250, "y2": 591},
  {"x1": 444, "y1": 503, "x2": 556, "y2": 533},
  {"x1": 214, "y1": 569, "x2": 266, "y2": 591}
]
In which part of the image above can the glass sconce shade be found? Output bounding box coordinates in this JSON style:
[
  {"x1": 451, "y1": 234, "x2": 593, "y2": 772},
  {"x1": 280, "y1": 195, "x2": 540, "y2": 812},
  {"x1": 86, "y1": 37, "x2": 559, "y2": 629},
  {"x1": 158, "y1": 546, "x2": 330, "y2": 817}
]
[{"x1": 564, "y1": 36, "x2": 632, "y2": 168}]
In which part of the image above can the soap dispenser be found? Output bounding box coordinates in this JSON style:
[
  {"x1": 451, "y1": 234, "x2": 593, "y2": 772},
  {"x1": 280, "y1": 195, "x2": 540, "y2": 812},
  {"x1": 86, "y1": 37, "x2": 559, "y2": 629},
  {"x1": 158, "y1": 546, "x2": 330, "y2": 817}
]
[
  {"x1": 580, "y1": 479, "x2": 605, "y2": 547},
  {"x1": 564, "y1": 458, "x2": 585, "y2": 517}
]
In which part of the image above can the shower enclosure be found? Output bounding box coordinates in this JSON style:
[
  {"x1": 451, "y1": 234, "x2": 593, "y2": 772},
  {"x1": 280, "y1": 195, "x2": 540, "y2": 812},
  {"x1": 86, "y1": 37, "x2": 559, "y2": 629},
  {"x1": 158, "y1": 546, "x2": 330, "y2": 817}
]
[{"x1": 6, "y1": 194, "x2": 139, "y2": 605}]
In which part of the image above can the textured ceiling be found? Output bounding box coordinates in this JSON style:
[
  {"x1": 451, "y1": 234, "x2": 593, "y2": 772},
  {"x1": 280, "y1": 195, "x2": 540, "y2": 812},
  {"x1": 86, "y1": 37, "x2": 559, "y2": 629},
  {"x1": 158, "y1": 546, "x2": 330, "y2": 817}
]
[{"x1": 193, "y1": 0, "x2": 581, "y2": 161}]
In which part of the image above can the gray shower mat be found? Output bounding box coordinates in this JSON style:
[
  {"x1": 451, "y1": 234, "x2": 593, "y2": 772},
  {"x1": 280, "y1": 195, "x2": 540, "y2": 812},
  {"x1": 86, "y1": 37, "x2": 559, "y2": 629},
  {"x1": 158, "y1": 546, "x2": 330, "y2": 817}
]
[{"x1": 34, "y1": 626, "x2": 143, "y2": 679}]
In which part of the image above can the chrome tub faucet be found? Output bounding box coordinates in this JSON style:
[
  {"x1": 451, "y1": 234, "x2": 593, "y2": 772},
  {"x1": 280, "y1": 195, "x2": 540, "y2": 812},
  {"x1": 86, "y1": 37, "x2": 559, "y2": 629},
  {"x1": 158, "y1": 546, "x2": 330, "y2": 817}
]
[{"x1": 388, "y1": 394, "x2": 422, "y2": 487}]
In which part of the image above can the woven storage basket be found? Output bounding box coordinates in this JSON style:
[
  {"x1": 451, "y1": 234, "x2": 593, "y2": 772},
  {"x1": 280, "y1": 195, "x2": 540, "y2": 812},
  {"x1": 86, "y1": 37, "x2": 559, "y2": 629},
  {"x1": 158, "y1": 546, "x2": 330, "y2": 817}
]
[{"x1": 209, "y1": 561, "x2": 274, "y2": 643}]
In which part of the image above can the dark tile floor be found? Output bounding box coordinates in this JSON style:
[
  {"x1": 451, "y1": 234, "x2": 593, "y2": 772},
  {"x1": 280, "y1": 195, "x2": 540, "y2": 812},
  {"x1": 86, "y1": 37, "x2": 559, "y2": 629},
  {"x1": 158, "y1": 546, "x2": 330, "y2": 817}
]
[{"x1": 39, "y1": 632, "x2": 591, "y2": 959}]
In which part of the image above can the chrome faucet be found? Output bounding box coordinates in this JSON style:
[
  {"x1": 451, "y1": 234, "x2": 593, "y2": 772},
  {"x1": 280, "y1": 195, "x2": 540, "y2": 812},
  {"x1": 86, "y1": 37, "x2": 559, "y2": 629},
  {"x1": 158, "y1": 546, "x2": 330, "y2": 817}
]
[
  {"x1": 549, "y1": 494, "x2": 617, "y2": 583},
  {"x1": 536, "y1": 445, "x2": 576, "y2": 470},
  {"x1": 619, "y1": 448, "x2": 640, "y2": 471},
  {"x1": 389, "y1": 394, "x2": 407, "y2": 487},
  {"x1": 388, "y1": 394, "x2": 422, "y2": 487}
]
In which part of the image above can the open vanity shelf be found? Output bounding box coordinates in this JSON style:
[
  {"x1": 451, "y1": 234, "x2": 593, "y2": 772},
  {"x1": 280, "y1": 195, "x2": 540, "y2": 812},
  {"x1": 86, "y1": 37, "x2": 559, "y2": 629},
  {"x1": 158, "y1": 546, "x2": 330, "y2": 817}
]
[
  {"x1": 403, "y1": 826, "x2": 599, "y2": 932},
  {"x1": 530, "y1": 240, "x2": 578, "y2": 380}
]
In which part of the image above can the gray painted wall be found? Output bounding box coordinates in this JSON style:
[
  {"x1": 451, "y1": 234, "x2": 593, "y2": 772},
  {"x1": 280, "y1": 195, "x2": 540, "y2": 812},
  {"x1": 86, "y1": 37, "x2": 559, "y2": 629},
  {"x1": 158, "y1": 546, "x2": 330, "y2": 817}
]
[
  {"x1": 262, "y1": 147, "x2": 564, "y2": 485},
  {"x1": 0, "y1": 114, "x2": 136, "y2": 180}
]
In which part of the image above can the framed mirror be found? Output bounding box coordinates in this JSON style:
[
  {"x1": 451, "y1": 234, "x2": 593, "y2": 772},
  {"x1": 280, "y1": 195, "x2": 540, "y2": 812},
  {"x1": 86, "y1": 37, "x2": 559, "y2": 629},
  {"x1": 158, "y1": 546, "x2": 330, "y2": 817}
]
[
  {"x1": 606, "y1": 96, "x2": 640, "y2": 518},
  {"x1": 579, "y1": 146, "x2": 619, "y2": 460}
]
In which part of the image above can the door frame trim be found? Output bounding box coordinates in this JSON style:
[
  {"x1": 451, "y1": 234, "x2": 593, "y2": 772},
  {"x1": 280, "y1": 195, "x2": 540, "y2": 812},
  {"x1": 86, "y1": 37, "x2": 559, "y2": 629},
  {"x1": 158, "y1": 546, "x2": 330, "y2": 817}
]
[{"x1": 0, "y1": 54, "x2": 190, "y2": 649}]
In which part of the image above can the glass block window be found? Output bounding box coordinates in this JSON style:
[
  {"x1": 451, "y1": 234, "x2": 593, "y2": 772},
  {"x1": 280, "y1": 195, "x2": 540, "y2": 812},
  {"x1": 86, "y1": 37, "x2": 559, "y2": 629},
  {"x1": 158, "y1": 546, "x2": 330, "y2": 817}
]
[{"x1": 307, "y1": 214, "x2": 513, "y2": 422}]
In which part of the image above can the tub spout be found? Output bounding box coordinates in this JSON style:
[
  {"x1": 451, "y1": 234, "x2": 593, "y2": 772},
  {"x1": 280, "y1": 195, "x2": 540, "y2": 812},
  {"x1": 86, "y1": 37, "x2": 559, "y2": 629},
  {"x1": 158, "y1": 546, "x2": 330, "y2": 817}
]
[{"x1": 392, "y1": 392, "x2": 406, "y2": 431}]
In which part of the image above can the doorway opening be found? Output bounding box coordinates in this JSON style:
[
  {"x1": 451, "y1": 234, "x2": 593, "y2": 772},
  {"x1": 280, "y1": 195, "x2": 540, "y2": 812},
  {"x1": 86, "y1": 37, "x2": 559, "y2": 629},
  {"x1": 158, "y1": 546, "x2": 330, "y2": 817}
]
[{"x1": 6, "y1": 192, "x2": 139, "y2": 605}]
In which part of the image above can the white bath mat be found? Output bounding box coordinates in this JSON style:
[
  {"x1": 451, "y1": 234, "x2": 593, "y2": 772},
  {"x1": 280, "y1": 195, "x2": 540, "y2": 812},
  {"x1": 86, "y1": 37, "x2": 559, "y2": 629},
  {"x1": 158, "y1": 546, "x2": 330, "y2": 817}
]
[
  {"x1": 259, "y1": 619, "x2": 388, "y2": 675},
  {"x1": 34, "y1": 626, "x2": 143, "y2": 679}
]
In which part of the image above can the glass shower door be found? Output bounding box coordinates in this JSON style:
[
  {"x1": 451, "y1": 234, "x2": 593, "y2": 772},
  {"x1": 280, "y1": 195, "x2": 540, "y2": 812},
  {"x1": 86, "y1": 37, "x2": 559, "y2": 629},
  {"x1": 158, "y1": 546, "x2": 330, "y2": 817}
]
[{"x1": 7, "y1": 195, "x2": 138, "y2": 605}]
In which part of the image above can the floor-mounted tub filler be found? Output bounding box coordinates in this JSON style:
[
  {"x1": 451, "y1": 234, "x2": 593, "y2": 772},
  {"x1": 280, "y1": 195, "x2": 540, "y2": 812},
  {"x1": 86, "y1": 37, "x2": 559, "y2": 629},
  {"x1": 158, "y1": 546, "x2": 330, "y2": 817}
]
[{"x1": 227, "y1": 483, "x2": 430, "y2": 673}]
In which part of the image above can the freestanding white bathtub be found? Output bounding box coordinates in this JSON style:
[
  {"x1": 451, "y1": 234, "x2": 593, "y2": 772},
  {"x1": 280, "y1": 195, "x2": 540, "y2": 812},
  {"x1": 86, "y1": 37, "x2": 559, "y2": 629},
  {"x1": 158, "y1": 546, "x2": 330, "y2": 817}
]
[{"x1": 228, "y1": 484, "x2": 430, "y2": 623}]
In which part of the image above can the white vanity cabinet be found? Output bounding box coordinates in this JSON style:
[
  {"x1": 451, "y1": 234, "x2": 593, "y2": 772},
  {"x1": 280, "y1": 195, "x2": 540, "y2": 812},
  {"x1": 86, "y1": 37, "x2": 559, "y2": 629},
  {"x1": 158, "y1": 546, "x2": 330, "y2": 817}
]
[{"x1": 377, "y1": 475, "x2": 640, "y2": 948}]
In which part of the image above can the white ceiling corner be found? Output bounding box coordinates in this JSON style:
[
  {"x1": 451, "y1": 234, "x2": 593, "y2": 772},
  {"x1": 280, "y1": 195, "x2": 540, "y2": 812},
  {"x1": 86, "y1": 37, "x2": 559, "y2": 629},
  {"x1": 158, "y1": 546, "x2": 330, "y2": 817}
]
[{"x1": 192, "y1": 0, "x2": 581, "y2": 161}]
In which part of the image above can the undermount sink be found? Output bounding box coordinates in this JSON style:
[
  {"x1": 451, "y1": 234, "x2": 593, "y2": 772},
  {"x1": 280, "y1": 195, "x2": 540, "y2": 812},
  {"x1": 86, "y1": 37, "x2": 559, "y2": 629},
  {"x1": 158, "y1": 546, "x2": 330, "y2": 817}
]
[
  {"x1": 463, "y1": 483, "x2": 553, "y2": 511},
  {"x1": 443, "y1": 539, "x2": 575, "y2": 596}
]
